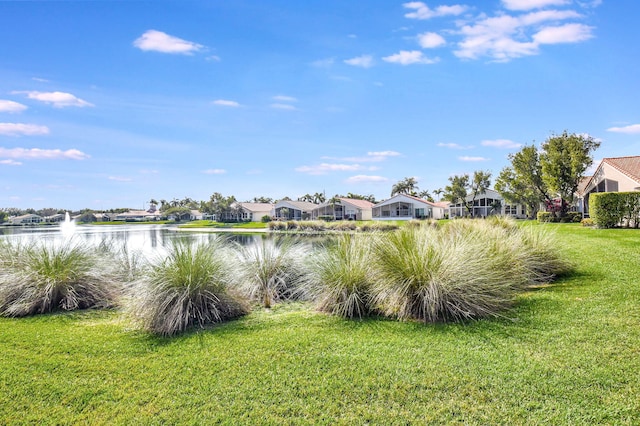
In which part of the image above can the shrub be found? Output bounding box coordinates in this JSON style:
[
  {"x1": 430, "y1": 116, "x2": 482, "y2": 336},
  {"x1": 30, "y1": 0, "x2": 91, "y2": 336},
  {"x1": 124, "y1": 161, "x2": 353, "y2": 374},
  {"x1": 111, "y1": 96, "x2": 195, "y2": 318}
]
[
  {"x1": 0, "y1": 240, "x2": 120, "y2": 317},
  {"x1": 591, "y1": 192, "x2": 640, "y2": 228},
  {"x1": 581, "y1": 218, "x2": 595, "y2": 227},
  {"x1": 318, "y1": 215, "x2": 334, "y2": 222},
  {"x1": 306, "y1": 234, "x2": 377, "y2": 319},
  {"x1": 567, "y1": 212, "x2": 582, "y2": 223},
  {"x1": 261, "y1": 215, "x2": 271, "y2": 223},
  {"x1": 268, "y1": 221, "x2": 286, "y2": 231},
  {"x1": 372, "y1": 223, "x2": 537, "y2": 323},
  {"x1": 359, "y1": 221, "x2": 399, "y2": 232},
  {"x1": 129, "y1": 239, "x2": 248, "y2": 336},
  {"x1": 236, "y1": 238, "x2": 308, "y2": 308},
  {"x1": 298, "y1": 221, "x2": 326, "y2": 232},
  {"x1": 328, "y1": 221, "x2": 357, "y2": 231},
  {"x1": 537, "y1": 211, "x2": 552, "y2": 223},
  {"x1": 286, "y1": 221, "x2": 298, "y2": 230}
]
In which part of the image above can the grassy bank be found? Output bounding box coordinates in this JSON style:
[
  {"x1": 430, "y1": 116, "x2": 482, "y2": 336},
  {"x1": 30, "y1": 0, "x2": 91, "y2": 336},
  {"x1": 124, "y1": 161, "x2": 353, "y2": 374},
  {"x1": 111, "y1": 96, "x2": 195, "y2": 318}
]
[{"x1": 1, "y1": 224, "x2": 638, "y2": 424}]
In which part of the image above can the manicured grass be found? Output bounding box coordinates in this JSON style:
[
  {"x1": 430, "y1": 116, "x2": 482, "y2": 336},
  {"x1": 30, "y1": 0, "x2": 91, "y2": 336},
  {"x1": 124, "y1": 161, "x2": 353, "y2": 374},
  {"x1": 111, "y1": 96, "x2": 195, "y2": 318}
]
[
  {"x1": 1, "y1": 224, "x2": 639, "y2": 424},
  {"x1": 178, "y1": 220, "x2": 268, "y2": 229},
  {"x1": 90, "y1": 221, "x2": 173, "y2": 225}
]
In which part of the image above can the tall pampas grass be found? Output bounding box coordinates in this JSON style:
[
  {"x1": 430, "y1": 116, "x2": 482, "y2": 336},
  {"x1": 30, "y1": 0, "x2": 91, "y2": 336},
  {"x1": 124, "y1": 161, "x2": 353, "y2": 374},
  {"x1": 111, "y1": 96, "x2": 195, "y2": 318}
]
[
  {"x1": 0, "y1": 240, "x2": 120, "y2": 317},
  {"x1": 305, "y1": 234, "x2": 377, "y2": 319},
  {"x1": 236, "y1": 237, "x2": 308, "y2": 308},
  {"x1": 373, "y1": 223, "x2": 534, "y2": 322},
  {"x1": 129, "y1": 238, "x2": 247, "y2": 336}
]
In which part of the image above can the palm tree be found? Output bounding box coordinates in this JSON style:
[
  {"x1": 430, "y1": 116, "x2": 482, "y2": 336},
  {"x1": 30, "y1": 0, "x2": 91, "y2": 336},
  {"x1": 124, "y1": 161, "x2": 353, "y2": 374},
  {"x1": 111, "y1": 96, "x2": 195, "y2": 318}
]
[{"x1": 391, "y1": 177, "x2": 419, "y2": 197}]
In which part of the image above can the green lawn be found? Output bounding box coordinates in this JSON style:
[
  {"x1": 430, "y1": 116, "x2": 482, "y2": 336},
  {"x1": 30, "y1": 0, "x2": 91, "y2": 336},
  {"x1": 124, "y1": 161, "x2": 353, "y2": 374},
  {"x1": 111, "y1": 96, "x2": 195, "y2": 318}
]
[
  {"x1": 1, "y1": 224, "x2": 639, "y2": 424},
  {"x1": 178, "y1": 220, "x2": 268, "y2": 229}
]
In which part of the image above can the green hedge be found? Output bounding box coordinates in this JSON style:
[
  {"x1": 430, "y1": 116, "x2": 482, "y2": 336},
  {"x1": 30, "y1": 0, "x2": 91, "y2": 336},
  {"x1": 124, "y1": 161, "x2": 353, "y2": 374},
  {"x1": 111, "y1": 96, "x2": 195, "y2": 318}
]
[
  {"x1": 590, "y1": 192, "x2": 640, "y2": 228},
  {"x1": 537, "y1": 212, "x2": 552, "y2": 223}
]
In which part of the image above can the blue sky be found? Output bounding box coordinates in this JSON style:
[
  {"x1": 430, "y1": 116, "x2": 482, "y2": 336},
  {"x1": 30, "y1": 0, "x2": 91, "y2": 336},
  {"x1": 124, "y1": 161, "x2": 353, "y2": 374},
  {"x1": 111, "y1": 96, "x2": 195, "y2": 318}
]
[{"x1": 1, "y1": 0, "x2": 639, "y2": 210}]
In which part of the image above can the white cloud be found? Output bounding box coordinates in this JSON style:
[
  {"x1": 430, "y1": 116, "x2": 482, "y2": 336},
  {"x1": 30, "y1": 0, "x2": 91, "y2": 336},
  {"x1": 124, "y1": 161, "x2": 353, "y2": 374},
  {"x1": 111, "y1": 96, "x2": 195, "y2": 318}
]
[
  {"x1": 502, "y1": 0, "x2": 570, "y2": 11},
  {"x1": 533, "y1": 23, "x2": 594, "y2": 44},
  {"x1": 0, "y1": 100, "x2": 28, "y2": 113},
  {"x1": 459, "y1": 156, "x2": 490, "y2": 162},
  {"x1": 367, "y1": 151, "x2": 401, "y2": 158},
  {"x1": 108, "y1": 176, "x2": 132, "y2": 182},
  {"x1": 344, "y1": 55, "x2": 374, "y2": 68},
  {"x1": 481, "y1": 139, "x2": 522, "y2": 149},
  {"x1": 404, "y1": 2, "x2": 468, "y2": 20},
  {"x1": 207, "y1": 55, "x2": 221, "y2": 62},
  {"x1": 32, "y1": 77, "x2": 49, "y2": 83},
  {"x1": 438, "y1": 142, "x2": 473, "y2": 149},
  {"x1": 382, "y1": 50, "x2": 439, "y2": 65},
  {"x1": 0, "y1": 159, "x2": 22, "y2": 166},
  {"x1": 295, "y1": 163, "x2": 370, "y2": 175},
  {"x1": 212, "y1": 99, "x2": 240, "y2": 107},
  {"x1": 15, "y1": 91, "x2": 93, "y2": 108},
  {"x1": 273, "y1": 95, "x2": 297, "y2": 102},
  {"x1": 203, "y1": 169, "x2": 227, "y2": 175},
  {"x1": 133, "y1": 30, "x2": 203, "y2": 54},
  {"x1": 0, "y1": 123, "x2": 50, "y2": 136},
  {"x1": 418, "y1": 32, "x2": 447, "y2": 48},
  {"x1": 322, "y1": 151, "x2": 401, "y2": 163},
  {"x1": 454, "y1": 10, "x2": 592, "y2": 61},
  {"x1": 270, "y1": 103, "x2": 297, "y2": 110},
  {"x1": 345, "y1": 175, "x2": 389, "y2": 184},
  {"x1": 311, "y1": 58, "x2": 335, "y2": 68},
  {"x1": 607, "y1": 124, "x2": 640, "y2": 134},
  {"x1": 0, "y1": 147, "x2": 89, "y2": 160}
]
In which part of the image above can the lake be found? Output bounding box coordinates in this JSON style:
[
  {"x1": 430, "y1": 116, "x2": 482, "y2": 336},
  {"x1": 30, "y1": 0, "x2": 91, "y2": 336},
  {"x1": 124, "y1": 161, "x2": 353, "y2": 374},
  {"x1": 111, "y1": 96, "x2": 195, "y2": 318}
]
[{"x1": 0, "y1": 225, "x2": 265, "y2": 258}]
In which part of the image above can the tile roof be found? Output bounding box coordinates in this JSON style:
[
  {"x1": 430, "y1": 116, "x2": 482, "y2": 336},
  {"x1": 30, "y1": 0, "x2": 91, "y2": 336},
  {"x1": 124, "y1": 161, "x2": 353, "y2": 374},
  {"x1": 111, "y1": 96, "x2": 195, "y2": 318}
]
[
  {"x1": 603, "y1": 156, "x2": 640, "y2": 184},
  {"x1": 238, "y1": 202, "x2": 274, "y2": 212},
  {"x1": 337, "y1": 198, "x2": 375, "y2": 209}
]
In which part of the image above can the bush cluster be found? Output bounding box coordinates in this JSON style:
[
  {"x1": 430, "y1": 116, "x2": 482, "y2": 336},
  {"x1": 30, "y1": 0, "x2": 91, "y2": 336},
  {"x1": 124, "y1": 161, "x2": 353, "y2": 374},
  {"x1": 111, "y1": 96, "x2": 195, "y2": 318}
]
[
  {"x1": 0, "y1": 218, "x2": 571, "y2": 335},
  {"x1": 590, "y1": 192, "x2": 640, "y2": 228},
  {"x1": 269, "y1": 219, "x2": 403, "y2": 233}
]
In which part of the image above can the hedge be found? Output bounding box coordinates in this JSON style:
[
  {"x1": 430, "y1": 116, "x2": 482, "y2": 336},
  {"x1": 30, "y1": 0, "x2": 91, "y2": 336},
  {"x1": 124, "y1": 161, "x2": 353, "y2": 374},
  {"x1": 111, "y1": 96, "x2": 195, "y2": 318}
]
[{"x1": 590, "y1": 192, "x2": 640, "y2": 228}]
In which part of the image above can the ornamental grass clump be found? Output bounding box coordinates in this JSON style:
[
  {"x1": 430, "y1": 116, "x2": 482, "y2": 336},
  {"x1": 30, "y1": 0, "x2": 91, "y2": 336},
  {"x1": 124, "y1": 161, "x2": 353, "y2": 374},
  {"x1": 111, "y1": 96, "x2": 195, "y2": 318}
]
[
  {"x1": 306, "y1": 234, "x2": 377, "y2": 319},
  {"x1": 130, "y1": 238, "x2": 247, "y2": 336},
  {"x1": 518, "y1": 225, "x2": 572, "y2": 285},
  {"x1": 372, "y1": 224, "x2": 527, "y2": 323},
  {"x1": 236, "y1": 238, "x2": 308, "y2": 308},
  {"x1": 0, "y1": 240, "x2": 120, "y2": 317}
]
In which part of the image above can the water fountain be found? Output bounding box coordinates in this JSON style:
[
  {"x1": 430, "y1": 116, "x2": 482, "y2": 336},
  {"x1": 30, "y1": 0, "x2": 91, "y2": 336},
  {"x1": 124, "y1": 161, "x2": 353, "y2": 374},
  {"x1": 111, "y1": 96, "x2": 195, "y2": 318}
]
[{"x1": 60, "y1": 211, "x2": 76, "y2": 236}]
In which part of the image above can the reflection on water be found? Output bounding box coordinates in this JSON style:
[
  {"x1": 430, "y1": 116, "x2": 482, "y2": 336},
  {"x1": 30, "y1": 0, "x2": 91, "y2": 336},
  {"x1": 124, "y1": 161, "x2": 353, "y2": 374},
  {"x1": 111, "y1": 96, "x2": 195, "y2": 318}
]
[{"x1": 0, "y1": 225, "x2": 267, "y2": 258}]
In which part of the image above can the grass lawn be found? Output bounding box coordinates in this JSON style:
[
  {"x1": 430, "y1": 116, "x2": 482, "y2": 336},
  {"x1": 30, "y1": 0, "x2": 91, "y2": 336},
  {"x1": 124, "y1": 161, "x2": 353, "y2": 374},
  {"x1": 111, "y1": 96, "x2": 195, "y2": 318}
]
[
  {"x1": 1, "y1": 224, "x2": 639, "y2": 424},
  {"x1": 178, "y1": 220, "x2": 268, "y2": 229}
]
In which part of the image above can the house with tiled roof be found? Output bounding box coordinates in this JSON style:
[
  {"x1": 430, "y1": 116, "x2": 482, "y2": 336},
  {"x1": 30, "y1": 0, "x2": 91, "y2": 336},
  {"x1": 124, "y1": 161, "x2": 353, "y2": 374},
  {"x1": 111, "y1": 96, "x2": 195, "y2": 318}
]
[
  {"x1": 221, "y1": 202, "x2": 274, "y2": 222},
  {"x1": 577, "y1": 156, "x2": 640, "y2": 216},
  {"x1": 372, "y1": 194, "x2": 447, "y2": 220},
  {"x1": 311, "y1": 198, "x2": 375, "y2": 221},
  {"x1": 273, "y1": 200, "x2": 317, "y2": 220}
]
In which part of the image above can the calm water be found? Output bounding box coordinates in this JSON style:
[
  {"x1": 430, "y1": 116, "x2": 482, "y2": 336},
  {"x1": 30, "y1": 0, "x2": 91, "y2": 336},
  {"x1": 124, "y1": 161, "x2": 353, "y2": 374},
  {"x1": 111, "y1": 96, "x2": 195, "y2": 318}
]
[{"x1": 0, "y1": 225, "x2": 264, "y2": 257}]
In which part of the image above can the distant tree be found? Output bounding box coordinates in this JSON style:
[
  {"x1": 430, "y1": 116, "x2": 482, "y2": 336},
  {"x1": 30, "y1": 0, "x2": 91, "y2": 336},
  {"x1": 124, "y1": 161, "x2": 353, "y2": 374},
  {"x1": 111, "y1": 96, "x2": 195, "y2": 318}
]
[
  {"x1": 344, "y1": 192, "x2": 376, "y2": 203},
  {"x1": 298, "y1": 194, "x2": 314, "y2": 203},
  {"x1": 312, "y1": 192, "x2": 326, "y2": 204},
  {"x1": 38, "y1": 208, "x2": 58, "y2": 217},
  {"x1": 444, "y1": 171, "x2": 492, "y2": 217},
  {"x1": 433, "y1": 188, "x2": 444, "y2": 202},
  {"x1": 0, "y1": 211, "x2": 7, "y2": 223},
  {"x1": 3, "y1": 207, "x2": 25, "y2": 217},
  {"x1": 76, "y1": 212, "x2": 97, "y2": 223},
  {"x1": 391, "y1": 177, "x2": 419, "y2": 197},
  {"x1": 252, "y1": 196, "x2": 273, "y2": 204},
  {"x1": 202, "y1": 192, "x2": 237, "y2": 222},
  {"x1": 540, "y1": 131, "x2": 600, "y2": 217},
  {"x1": 164, "y1": 206, "x2": 192, "y2": 222},
  {"x1": 159, "y1": 199, "x2": 169, "y2": 211},
  {"x1": 418, "y1": 190, "x2": 434, "y2": 203},
  {"x1": 496, "y1": 144, "x2": 552, "y2": 218}
]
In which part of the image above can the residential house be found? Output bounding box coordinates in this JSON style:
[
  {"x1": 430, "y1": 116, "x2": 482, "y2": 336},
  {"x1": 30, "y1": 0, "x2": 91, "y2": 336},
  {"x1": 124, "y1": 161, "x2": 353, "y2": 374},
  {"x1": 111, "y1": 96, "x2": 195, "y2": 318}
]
[
  {"x1": 44, "y1": 213, "x2": 65, "y2": 223},
  {"x1": 223, "y1": 202, "x2": 274, "y2": 222},
  {"x1": 448, "y1": 189, "x2": 526, "y2": 218},
  {"x1": 10, "y1": 214, "x2": 43, "y2": 224},
  {"x1": 311, "y1": 198, "x2": 374, "y2": 221},
  {"x1": 115, "y1": 209, "x2": 162, "y2": 221},
  {"x1": 372, "y1": 194, "x2": 446, "y2": 220},
  {"x1": 577, "y1": 156, "x2": 640, "y2": 217},
  {"x1": 273, "y1": 200, "x2": 317, "y2": 220}
]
